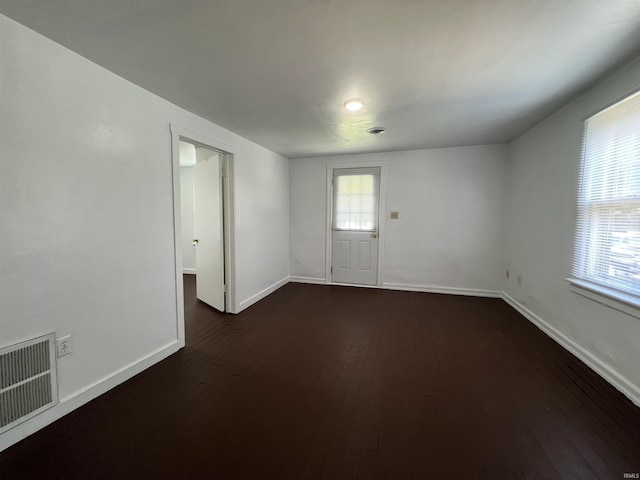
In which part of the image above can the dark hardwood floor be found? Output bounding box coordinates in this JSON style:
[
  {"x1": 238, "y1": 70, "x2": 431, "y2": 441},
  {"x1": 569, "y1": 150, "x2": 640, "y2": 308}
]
[{"x1": 2, "y1": 276, "x2": 640, "y2": 479}]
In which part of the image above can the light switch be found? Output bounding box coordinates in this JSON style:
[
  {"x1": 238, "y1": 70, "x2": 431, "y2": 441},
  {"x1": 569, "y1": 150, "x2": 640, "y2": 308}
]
[{"x1": 390, "y1": 211, "x2": 399, "y2": 219}]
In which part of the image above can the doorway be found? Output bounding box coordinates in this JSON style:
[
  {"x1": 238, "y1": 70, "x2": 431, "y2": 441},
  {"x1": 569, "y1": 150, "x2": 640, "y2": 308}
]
[
  {"x1": 171, "y1": 124, "x2": 236, "y2": 346},
  {"x1": 181, "y1": 142, "x2": 225, "y2": 310},
  {"x1": 330, "y1": 167, "x2": 381, "y2": 285}
]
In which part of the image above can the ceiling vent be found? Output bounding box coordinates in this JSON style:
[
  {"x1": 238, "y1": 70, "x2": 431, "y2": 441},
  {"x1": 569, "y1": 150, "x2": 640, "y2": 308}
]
[{"x1": 366, "y1": 127, "x2": 386, "y2": 135}]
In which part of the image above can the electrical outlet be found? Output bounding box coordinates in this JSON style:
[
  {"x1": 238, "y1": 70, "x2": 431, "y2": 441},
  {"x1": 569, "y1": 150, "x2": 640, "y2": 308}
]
[
  {"x1": 517, "y1": 275, "x2": 522, "y2": 287},
  {"x1": 506, "y1": 269, "x2": 510, "y2": 279},
  {"x1": 56, "y1": 335, "x2": 72, "y2": 358},
  {"x1": 390, "y1": 211, "x2": 399, "y2": 219}
]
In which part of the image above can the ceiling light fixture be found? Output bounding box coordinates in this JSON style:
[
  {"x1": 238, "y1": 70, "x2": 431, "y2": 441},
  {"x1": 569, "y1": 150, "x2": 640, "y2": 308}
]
[
  {"x1": 344, "y1": 98, "x2": 364, "y2": 111},
  {"x1": 367, "y1": 127, "x2": 386, "y2": 135}
]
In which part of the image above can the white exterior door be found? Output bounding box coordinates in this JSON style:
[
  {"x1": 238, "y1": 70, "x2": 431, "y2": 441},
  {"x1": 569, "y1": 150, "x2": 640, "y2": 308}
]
[
  {"x1": 331, "y1": 168, "x2": 380, "y2": 285},
  {"x1": 193, "y1": 152, "x2": 225, "y2": 311}
]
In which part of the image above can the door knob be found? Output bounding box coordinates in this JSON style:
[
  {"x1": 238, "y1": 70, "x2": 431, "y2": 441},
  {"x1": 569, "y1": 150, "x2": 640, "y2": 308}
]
[
  {"x1": 371, "y1": 233, "x2": 378, "y2": 238},
  {"x1": 192, "y1": 239, "x2": 199, "y2": 246}
]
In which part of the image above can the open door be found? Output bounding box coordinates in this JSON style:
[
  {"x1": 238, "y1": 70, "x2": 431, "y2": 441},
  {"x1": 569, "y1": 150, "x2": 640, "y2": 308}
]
[{"x1": 193, "y1": 150, "x2": 225, "y2": 311}]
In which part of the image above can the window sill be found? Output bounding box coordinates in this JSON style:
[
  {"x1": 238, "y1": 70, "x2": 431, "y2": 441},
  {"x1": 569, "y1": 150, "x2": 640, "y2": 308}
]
[{"x1": 567, "y1": 277, "x2": 640, "y2": 319}]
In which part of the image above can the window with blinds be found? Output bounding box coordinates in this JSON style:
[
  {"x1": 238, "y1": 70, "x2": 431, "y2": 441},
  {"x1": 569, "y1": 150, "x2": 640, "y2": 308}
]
[
  {"x1": 572, "y1": 89, "x2": 640, "y2": 299},
  {"x1": 332, "y1": 168, "x2": 379, "y2": 231}
]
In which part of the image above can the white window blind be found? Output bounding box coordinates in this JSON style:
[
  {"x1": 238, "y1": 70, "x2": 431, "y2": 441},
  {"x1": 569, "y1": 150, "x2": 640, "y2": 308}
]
[
  {"x1": 333, "y1": 168, "x2": 379, "y2": 231},
  {"x1": 572, "y1": 89, "x2": 640, "y2": 299}
]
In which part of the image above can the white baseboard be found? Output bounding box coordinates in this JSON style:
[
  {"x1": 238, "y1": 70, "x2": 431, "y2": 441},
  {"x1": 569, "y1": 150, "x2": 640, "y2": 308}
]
[
  {"x1": 330, "y1": 281, "x2": 381, "y2": 289},
  {"x1": 501, "y1": 292, "x2": 640, "y2": 408},
  {"x1": 288, "y1": 277, "x2": 501, "y2": 298},
  {"x1": 383, "y1": 282, "x2": 501, "y2": 298},
  {"x1": 288, "y1": 276, "x2": 326, "y2": 285},
  {"x1": 0, "y1": 340, "x2": 181, "y2": 453},
  {"x1": 237, "y1": 276, "x2": 289, "y2": 312},
  {"x1": 182, "y1": 268, "x2": 196, "y2": 275}
]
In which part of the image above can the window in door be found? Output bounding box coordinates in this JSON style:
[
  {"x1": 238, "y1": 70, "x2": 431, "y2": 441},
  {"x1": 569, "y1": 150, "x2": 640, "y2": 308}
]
[{"x1": 333, "y1": 168, "x2": 380, "y2": 231}]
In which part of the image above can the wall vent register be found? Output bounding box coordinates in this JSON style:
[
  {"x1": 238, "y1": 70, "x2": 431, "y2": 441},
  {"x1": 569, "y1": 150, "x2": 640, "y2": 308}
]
[{"x1": 0, "y1": 334, "x2": 58, "y2": 434}]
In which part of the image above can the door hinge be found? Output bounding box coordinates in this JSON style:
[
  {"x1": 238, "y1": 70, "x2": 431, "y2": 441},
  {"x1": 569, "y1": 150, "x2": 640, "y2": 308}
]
[
  {"x1": 220, "y1": 165, "x2": 225, "y2": 177},
  {"x1": 223, "y1": 285, "x2": 227, "y2": 293},
  {"x1": 331, "y1": 266, "x2": 333, "y2": 273}
]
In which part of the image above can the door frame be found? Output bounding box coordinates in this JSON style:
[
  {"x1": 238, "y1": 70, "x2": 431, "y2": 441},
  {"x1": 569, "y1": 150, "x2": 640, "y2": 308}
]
[
  {"x1": 325, "y1": 160, "x2": 387, "y2": 287},
  {"x1": 170, "y1": 123, "x2": 237, "y2": 347}
]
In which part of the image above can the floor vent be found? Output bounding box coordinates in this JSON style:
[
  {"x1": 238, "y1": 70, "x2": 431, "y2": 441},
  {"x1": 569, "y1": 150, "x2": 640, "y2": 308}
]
[{"x1": 0, "y1": 334, "x2": 58, "y2": 434}]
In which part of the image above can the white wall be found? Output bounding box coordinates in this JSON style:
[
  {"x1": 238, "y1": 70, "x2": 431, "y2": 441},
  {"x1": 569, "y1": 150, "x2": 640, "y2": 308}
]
[
  {"x1": 0, "y1": 13, "x2": 289, "y2": 451},
  {"x1": 503, "y1": 55, "x2": 640, "y2": 404},
  {"x1": 180, "y1": 166, "x2": 196, "y2": 272},
  {"x1": 290, "y1": 146, "x2": 508, "y2": 295}
]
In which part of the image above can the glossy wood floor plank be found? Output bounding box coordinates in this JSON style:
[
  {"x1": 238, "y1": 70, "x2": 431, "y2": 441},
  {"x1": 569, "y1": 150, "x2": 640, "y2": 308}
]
[{"x1": 1, "y1": 277, "x2": 640, "y2": 479}]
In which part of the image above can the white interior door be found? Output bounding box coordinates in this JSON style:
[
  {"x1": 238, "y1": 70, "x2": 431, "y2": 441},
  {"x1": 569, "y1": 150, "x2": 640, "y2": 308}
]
[
  {"x1": 193, "y1": 151, "x2": 225, "y2": 311},
  {"x1": 331, "y1": 168, "x2": 380, "y2": 285}
]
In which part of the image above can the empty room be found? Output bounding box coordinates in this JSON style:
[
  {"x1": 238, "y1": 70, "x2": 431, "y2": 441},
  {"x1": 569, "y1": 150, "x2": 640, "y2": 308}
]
[{"x1": 2, "y1": 1, "x2": 640, "y2": 478}]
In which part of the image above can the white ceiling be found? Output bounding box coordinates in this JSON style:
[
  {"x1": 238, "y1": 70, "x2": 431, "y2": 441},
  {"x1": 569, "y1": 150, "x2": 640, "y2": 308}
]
[{"x1": 2, "y1": 1, "x2": 640, "y2": 159}]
